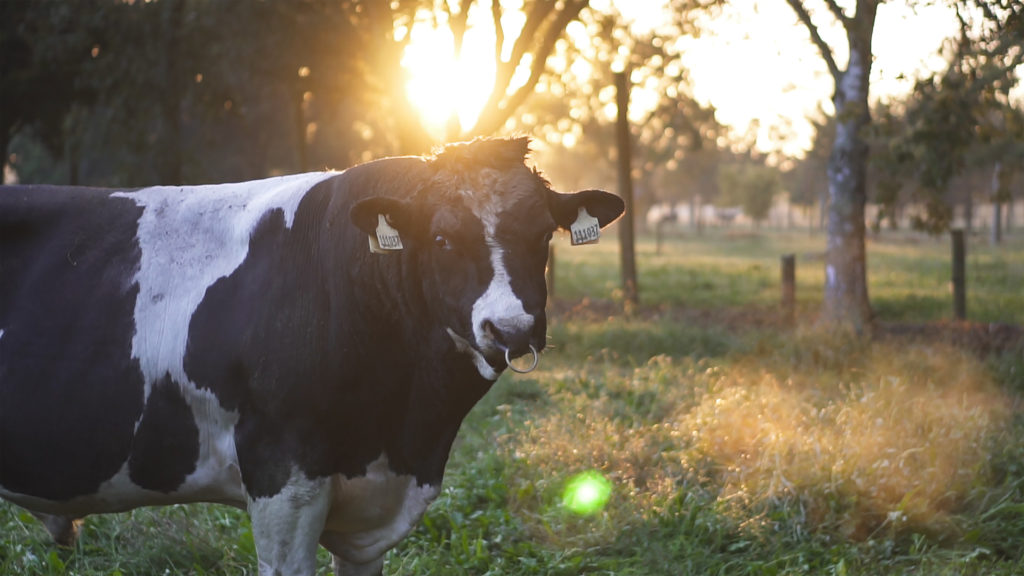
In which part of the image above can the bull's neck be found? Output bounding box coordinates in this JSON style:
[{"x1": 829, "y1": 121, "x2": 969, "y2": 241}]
[
  {"x1": 310, "y1": 185, "x2": 495, "y2": 486},
  {"x1": 387, "y1": 348, "x2": 494, "y2": 485},
  {"x1": 323, "y1": 254, "x2": 494, "y2": 487}
]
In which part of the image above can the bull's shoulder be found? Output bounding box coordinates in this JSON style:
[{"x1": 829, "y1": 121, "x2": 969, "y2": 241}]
[{"x1": 332, "y1": 157, "x2": 431, "y2": 202}]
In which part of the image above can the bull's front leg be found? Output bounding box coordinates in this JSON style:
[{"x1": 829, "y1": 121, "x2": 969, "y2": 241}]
[{"x1": 246, "y1": 471, "x2": 332, "y2": 576}]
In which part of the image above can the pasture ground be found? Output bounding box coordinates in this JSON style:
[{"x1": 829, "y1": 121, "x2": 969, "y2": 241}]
[{"x1": 3, "y1": 228, "x2": 1024, "y2": 575}]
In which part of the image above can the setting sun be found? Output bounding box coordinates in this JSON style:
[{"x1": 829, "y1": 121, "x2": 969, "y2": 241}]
[{"x1": 402, "y1": 21, "x2": 497, "y2": 138}]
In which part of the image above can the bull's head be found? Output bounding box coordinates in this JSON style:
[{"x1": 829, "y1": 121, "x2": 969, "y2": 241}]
[{"x1": 350, "y1": 138, "x2": 624, "y2": 380}]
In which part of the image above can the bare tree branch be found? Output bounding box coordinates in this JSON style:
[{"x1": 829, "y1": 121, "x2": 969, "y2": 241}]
[
  {"x1": 822, "y1": 0, "x2": 852, "y2": 27},
  {"x1": 785, "y1": 0, "x2": 841, "y2": 83},
  {"x1": 475, "y1": 0, "x2": 557, "y2": 135},
  {"x1": 444, "y1": 0, "x2": 473, "y2": 55},
  {"x1": 471, "y1": 0, "x2": 589, "y2": 137},
  {"x1": 491, "y1": 0, "x2": 504, "y2": 66},
  {"x1": 493, "y1": 0, "x2": 551, "y2": 92}
]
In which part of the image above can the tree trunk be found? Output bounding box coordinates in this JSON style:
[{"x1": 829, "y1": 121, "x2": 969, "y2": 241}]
[
  {"x1": 157, "y1": 0, "x2": 185, "y2": 185},
  {"x1": 0, "y1": 136, "x2": 8, "y2": 184},
  {"x1": 615, "y1": 71, "x2": 638, "y2": 308},
  {"x1": 66, "y1": 133, "x2": 79, "y2": 186},
  {"x1": 293, "y1": 89, "x2": 309, "y2": 173},
  {"x1": 821, "y1": 25, "x2": 874, "y2": 332}
]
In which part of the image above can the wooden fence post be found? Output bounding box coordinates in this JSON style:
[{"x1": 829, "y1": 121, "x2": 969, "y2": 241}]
[
  {"x1": 951, "y1": 229, "x2": 966, "y2": 320},
  {"x1": 781, "y1": 254, "x2": 796, "y2": 324}
]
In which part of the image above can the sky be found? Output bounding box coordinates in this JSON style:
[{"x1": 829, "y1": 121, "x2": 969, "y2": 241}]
[
  {"x1": 668, "y1": 0, "x2": 960, "y2": 158},
  {"x1": 402, "y1": 0, "x2": 989, "y2": 159}
]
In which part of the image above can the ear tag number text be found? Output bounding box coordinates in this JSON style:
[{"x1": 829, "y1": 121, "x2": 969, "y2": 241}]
[
  {"x1": 369, "y1": 214, "x2": 403, "y2": 254},
  {"x1": 570, "y1": 207, "x2": 600, "y2": 246}
]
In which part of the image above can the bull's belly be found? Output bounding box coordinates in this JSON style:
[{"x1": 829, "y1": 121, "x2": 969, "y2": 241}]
[
  {"x1": 0, "y1": 423, "x2": 246, "y2": 518},
  {"x1": 0, "y1": 478, "x2": 245, "y2": 520},
  {"x1": 319, "y1": 456, "x2": 440, "y2": 564},
  {"x1": 0, "y1": 464, "x2": 246, "y2": 519}
]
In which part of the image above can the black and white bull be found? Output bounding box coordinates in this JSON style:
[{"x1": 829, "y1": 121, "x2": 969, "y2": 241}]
[{"x1": 0, "y1": 137, "x2": 624, "y2": 575}]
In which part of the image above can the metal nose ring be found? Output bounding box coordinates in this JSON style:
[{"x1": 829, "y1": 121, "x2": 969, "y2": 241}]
[{"x1": 505, "y1": 345, "x2": 539, "y2": 374}]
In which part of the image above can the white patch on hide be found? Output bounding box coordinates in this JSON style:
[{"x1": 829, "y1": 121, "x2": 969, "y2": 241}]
[
  {"x1": 177, "y1": 390, "x2": 244, "y2": 502},
  {"x1": 248, "y1": 466, "x2": 332, "y2": 576},
  {"x1": 113, "y1": 171, "x2": 336, "y2": 395},
  {"x1": 471, "y1": 242, "x2": 533, "y2": 352},
  {"x1": 320, "y1": 455, "x2": 440, "y2": 566},
  {"x1": 451, "y1": 174, "x2": 535, "y2": 365}
]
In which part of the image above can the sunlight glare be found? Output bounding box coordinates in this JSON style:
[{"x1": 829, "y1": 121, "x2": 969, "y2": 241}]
[
  {"x1": 563, "y1": 470, "x2": 613, "y2": 516},
  {"x1": 402, "y1": 19, "x2": 496, "y2": 137}
]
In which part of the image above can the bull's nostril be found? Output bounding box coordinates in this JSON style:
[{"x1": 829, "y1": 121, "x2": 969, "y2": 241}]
[
  {"x1": 482, "y1": 320, "x2": 503, "y2": 344},
  {"x1": 480, "y1": 316, "x2": 536, "y2": 358}
]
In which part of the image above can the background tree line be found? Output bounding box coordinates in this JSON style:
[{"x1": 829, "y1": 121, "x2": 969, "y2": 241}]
[
  {"x1": 2, "y1": 0, "x2": 1021, "y2": 330},
  {"x1": 4, "y1": 0, "x2": 710, "y2": 189},
  {"x1": 2, "y1": 0, "x2": 611, "y2": 186}
]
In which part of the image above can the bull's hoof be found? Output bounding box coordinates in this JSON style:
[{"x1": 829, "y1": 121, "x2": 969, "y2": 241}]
[{"x1": 33, "y1": 513, "x2": 83, "y2": 547}]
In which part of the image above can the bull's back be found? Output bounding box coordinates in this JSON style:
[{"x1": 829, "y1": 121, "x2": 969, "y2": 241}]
[{"x1": 0, "y1": 186, "x2": 148, "y2": 502}]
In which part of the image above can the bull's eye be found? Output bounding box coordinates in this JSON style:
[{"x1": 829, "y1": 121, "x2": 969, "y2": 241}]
[{"x1": 434, "y1": 234, "x2": 452, "y2": 251}]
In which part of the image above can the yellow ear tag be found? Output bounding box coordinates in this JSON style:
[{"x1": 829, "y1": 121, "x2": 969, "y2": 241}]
[
  {"x1": 570, "y1": 207, "x2": 600, "y2": 246},
  {"x1": 368, "y1": 214, "x2": 403, "y2": 254}
]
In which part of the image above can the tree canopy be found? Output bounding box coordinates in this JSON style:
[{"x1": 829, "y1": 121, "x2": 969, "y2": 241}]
[
  {"x1": 870, "y1": 0, "x2": 1024, "y2": 234},
  {"x1": 4, "y1": 0, "x2": 731, "y2": 191}
]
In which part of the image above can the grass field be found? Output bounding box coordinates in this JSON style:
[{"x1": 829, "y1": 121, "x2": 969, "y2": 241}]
[{"x1": 3, "y1": 227, "x2": 1024, "y2": 575}]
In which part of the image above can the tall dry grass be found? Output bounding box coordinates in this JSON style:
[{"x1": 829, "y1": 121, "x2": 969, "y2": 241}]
[{"x1": 500, "y1": 331, "x2": 1015, "y2": 545}]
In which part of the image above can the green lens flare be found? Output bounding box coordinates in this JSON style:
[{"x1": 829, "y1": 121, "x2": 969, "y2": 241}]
[{"x1": 562, "y1": 471, "x2": 612, "y2": 515}]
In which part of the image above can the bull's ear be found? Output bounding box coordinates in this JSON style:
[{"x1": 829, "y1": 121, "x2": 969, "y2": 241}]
[
  {"x1": 548, "y1": 189, "x2": 625, "y2": 230},
  {"x1": 350, "y1": 197, "x2": 414, "y2": 253},
  {"x1": 350, "y1": 197, "x2": 414, "y2": 234}
]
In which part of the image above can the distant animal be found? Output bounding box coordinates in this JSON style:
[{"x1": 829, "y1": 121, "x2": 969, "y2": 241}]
[{"x1": 0, "y1": 137, "x2": 624, "y2": 576}]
